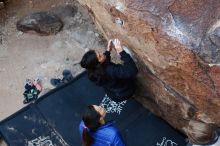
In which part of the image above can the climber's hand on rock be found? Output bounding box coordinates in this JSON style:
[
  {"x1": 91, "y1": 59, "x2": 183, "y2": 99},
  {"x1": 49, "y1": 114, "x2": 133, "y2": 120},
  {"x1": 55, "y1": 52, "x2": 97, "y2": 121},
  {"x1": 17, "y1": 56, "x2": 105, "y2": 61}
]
[
  {"x1": 114, "y1": 39, "x2": 123, "y2": 54},
  {"x1": 107, "y1": 39, "x2": 113, "y2": 52}
]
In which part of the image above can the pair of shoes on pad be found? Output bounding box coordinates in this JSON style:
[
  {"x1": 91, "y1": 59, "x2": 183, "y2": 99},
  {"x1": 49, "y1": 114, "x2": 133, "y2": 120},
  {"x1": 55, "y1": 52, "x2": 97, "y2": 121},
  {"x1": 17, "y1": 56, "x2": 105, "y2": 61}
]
[{"x1": 50, "y1": 69, "x2": 73, "y2": 87}]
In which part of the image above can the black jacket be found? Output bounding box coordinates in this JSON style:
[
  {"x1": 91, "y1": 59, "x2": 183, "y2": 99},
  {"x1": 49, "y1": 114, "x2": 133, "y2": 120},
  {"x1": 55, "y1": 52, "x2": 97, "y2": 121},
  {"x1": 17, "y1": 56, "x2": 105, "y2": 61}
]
[{"x1": 98, "y1": 50, "x2": 138, "y2": 102}]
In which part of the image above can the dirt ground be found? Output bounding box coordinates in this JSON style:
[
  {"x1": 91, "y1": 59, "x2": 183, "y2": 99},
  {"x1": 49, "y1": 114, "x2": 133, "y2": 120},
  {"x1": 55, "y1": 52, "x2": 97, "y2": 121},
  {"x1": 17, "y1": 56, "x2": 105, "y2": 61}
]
[{"x1": 0, "y1": 0, "x2": 107, "y2": 145}]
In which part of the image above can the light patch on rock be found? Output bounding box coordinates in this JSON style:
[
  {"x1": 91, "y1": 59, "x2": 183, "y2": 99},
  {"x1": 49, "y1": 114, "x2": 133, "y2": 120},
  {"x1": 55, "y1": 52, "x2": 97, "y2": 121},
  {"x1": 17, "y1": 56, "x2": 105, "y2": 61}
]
[
  {"x1": 208, "y1": 63, "x2": 220, "y2": 67},
  {"x1": 115, "y1": 1, "x2": 126, "y2": 12}
]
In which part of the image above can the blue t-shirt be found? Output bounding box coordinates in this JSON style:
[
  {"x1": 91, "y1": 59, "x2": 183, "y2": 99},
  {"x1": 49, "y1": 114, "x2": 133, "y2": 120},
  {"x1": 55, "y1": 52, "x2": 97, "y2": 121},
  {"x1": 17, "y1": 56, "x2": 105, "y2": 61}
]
[{"x1": 79, "y1": 121, "x2": 125, "y2": 146}]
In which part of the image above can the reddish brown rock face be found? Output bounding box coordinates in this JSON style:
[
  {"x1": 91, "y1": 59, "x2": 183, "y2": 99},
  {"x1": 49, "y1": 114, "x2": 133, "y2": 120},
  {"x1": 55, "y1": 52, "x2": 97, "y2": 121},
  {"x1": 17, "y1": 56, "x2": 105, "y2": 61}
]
[
  {"x1": 77, "y1": 0, "x2": 220, "y2": 131},
  {"x1": 169, "y1": 0, "x2": 220, "y2": 63}
]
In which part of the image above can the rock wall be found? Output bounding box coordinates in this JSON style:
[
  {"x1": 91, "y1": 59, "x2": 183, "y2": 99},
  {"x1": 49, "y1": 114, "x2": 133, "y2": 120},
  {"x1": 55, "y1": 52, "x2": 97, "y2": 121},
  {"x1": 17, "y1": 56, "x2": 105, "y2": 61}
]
[{"x1": 77, "y1": 0, "x2": 220, "y2": 132}]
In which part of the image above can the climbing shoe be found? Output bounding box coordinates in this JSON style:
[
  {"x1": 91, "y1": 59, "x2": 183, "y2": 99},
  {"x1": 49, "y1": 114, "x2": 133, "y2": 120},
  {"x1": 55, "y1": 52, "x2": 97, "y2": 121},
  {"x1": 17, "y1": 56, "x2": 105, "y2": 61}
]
[
  {"x1": 62, "y1": 69, "x2": 73, "y2": 83},
  {"x1": 50, "y1": 78, "x2": 64, "y2": 87}
]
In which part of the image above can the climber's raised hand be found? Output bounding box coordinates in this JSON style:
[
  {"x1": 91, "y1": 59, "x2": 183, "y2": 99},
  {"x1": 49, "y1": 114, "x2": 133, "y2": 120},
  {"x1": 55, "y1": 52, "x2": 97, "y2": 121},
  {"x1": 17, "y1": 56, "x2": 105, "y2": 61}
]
[{"x1": 114, "y1": 39, "x2": 123, "y2": 54}]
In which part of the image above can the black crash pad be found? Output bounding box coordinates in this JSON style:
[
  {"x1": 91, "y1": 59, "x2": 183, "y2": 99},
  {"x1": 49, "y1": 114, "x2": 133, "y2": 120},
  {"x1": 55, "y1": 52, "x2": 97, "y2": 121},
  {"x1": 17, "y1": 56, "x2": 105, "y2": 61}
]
[{"x1": 0, "y1": 72, "x2": 186, "y2": 146}]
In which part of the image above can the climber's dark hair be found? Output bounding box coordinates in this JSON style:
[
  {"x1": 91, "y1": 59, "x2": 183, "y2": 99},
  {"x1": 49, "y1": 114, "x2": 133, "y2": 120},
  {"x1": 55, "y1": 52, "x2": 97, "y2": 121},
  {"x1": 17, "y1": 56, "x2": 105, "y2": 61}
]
[
  {"x1": 80, "y1": 50, "x2": 106, "y2": 84},
  {"x1": 80, "y1": 50, "x2": 99, "y2": 69},
  {"x1": 82, "y1": 105, "x2": 101, "y2": 146}
]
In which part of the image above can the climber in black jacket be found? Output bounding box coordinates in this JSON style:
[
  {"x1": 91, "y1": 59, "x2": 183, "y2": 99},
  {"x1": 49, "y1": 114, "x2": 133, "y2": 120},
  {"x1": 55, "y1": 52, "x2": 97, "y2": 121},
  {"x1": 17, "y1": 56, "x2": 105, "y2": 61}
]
[{"x1": 80, "y1": 39, "x2": 138, "y2": 102}]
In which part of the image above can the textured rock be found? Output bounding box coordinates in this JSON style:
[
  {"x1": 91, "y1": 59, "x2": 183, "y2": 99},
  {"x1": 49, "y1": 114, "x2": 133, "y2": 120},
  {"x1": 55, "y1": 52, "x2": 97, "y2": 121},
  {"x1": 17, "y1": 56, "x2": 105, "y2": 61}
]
[
  {"x1": 0, "y1": 2, "x2": 4, "y2": 9},
  {"x1": 17, "y1": 12, "x2": 63, "y2": 35},
  {"x1": 77, "y1": 0, "x2": 220, "y2": 132},
  {"x1": 50, "y1": 5, "x2": 78, "y2": 19}
]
